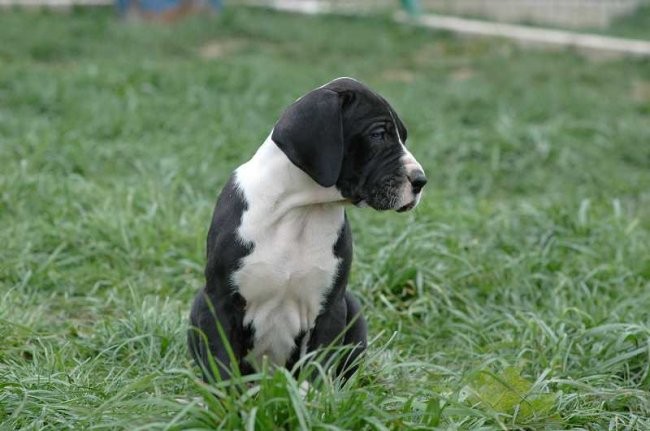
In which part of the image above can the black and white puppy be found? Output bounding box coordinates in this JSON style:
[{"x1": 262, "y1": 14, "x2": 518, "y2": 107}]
[{"x1": 188, "y1": 77, "x2": 426, "y2": 382}]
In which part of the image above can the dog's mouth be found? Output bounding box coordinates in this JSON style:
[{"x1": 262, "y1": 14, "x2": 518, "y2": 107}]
[
  {"x1": 353, "y1": 198, "x2": 369, "y2": 208},
  {"x1": 352, "y1": 197, "x2": 414, "y2": 212},
  {"x1": 396, "y1": 201, "x2": 416, "y2": 212}
]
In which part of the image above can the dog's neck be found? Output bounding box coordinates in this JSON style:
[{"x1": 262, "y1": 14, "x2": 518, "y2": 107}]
[{"x1": 235, "y1": 135, "x2": 348, "y2": 219}]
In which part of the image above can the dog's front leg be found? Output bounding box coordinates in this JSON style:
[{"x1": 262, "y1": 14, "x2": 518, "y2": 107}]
[
  {"x1": 304, "y1": 292, "x2": 367, "y2": 382},
  {"x1": 338, "y1": 291, "x2": 367, "y2": 380}
]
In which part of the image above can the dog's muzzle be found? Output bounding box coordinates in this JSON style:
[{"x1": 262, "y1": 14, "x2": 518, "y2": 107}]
[{"x1": 395, "y1": 150, "x2": 427, "y2": 211}]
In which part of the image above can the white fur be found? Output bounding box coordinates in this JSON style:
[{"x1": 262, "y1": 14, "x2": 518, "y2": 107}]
[
  {"x1": 232, "y1": 135, "x2": 346, "y2": 368},
  {"x1": 391, "y1": 112, "x2": 425, "y2": 210}
]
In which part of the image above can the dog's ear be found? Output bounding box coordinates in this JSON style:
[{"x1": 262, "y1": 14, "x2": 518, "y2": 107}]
[{"x1": 272, "y1": 88, "x2": 344, "y2": 188}]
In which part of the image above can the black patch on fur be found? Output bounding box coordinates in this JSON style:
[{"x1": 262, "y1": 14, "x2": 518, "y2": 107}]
[
  {"x1": 272, "y1": 89, "x2": 344, "y2": 188},
  {"x1": 188, "y1": 174, "x2": 255, "y2": 381}
]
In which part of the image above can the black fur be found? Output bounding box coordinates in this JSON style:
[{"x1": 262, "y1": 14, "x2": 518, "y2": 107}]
[
  {"x1": 188, "y1": 175, "x2": 255, "y2": 381},
  {"x1": 272, "y1": 88, "x2": 344, "y2": 188},
  {"x1": 273, "y1": 79, "x2": 411, "y2": 210}
]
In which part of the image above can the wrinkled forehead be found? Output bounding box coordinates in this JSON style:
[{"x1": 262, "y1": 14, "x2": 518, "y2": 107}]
[
  {"x1": 349, "y1": 92, "x2": 393, "y2": 122},
  {"x1": 323, "y1": 78, "x2": 405, "y2": 133}
]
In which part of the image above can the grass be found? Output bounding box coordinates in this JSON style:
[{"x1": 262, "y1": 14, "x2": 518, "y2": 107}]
[
  {"x1": 596, "y1": 4, "x2": 650, "y2": 40},
  {"x1": 1, "y1": 6, "x2": 649, "y2": 430}
]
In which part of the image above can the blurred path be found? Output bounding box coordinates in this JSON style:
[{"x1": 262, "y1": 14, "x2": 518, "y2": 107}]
[{"x1": 397, "y1": 12, "x2": 650, "y2": 57}]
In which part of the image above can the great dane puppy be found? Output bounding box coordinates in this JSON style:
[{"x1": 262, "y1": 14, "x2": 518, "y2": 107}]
[{"x1": 189, "y1": 77, "x2": 426, "y2": 382}]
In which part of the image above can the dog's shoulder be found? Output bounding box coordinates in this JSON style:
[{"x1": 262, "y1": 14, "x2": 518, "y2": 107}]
[{"x1": 205, "y1": 174, "x2": 253, "y2": 287}]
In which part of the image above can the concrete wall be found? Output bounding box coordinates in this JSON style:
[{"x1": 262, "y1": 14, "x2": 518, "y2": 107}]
[{"x1": 421, "y1": 0, "x2": 642, "y2": 28}]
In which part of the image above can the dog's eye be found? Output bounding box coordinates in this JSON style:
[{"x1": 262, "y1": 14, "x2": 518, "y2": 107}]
[{"x1": 370, "y1": 129, "x2": 386, "y2": 140}]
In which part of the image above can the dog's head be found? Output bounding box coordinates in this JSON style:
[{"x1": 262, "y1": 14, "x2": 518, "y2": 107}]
[{"x1": 272, "y1": 77, "x2": 427, "y2": 212}]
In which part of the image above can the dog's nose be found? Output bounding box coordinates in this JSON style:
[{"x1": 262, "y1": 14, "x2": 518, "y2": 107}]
[{"x1": 409, "y1": 170, "x2": 427, "y2": 194}]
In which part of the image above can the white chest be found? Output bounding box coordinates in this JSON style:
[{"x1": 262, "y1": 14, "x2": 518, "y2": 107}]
[{"x1": 230, "y1": 138, "x2": 346, "y2": 367}]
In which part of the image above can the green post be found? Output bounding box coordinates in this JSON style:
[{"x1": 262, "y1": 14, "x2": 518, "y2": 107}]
[{"x1": 400, "y1": 0, "x2": 420, "y2": 17}]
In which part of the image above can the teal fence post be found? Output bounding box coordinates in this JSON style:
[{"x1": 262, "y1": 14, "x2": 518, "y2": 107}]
[{"x1": 400, "y1": 0, "x2": 420, "y2": 17}]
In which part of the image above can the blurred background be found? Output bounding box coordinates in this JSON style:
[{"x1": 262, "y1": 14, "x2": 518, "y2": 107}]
[
  {"x1": 2, "y1": 0, "x2": 649, "y2": 29},
  {"x1": 1, "y1": 0, "x2": 649, "y2": 429},
  {"x1": 2, "y1": 0, "x2": 649, "y2": 28}
]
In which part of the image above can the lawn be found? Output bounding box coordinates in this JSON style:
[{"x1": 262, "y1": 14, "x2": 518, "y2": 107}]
[
  {"x1": 606, "y1": 4, "x2": 650, "y2": 39},
  {"x1": 1, "y1": 6, "x2": 649, "y2": 430}
]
